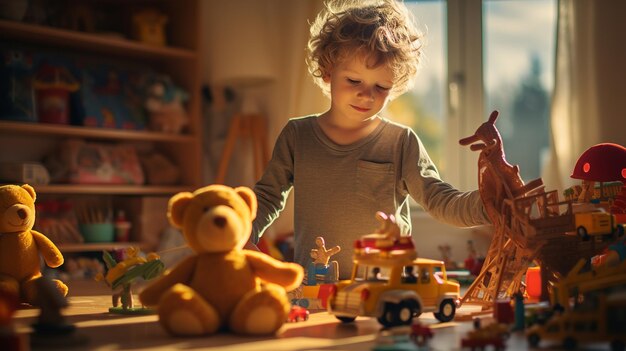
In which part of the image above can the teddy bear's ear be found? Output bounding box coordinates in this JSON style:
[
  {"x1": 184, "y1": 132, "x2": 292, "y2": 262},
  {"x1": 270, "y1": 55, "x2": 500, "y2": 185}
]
[
  {"x1": 235, "y1": 186, "x2": 257, "y2": 220},
  {"x1": 22, "y1": 184, "x2": 36, "y2": 201},
  {"x1": 168, "y1": 192, "x2": 193, "y2": 228}
]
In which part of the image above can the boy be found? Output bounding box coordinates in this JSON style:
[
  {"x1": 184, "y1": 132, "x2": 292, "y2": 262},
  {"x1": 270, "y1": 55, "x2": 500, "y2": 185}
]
[{"x1": 252, "y1": 0, "x2": 490, "y2": 279}]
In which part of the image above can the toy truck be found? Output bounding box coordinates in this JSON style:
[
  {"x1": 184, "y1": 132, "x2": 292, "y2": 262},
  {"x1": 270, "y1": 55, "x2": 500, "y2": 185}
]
[
  {"x1": 573, "y1": 211, "x2": 624, "y2": 240},
  {"x1": 526, "y1": 289, "x2": 626, "y2": 350},
  {"x1": 526, "y1": 259, "x2": 626, "y2": 350},
  {"x1": 327, "y1": 255, "x2": 460, "y2": 327}
]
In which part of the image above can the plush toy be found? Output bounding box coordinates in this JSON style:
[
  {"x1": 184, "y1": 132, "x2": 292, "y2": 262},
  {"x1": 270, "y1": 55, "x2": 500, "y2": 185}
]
[
  {"x1": 0, "y1": 184, "x2": 68, "y2": 305},
  {"x1": 139, "y1": 184, "x2": 303, "y2": 336}
]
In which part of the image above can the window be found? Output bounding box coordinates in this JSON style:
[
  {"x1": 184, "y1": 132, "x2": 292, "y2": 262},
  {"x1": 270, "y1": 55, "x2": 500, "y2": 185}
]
[
  {"x1": 385, "y1": 0, "x2": 557, "y2": 191},
  {"x1": 483, "y1": 0, "x2": 557, "y2": 182}
]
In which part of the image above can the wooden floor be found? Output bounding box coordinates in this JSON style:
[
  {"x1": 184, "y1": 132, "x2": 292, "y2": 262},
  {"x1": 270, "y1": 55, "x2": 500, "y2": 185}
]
[{"x1": 11, "y1": 280, "x2": 536, "y2": 350}]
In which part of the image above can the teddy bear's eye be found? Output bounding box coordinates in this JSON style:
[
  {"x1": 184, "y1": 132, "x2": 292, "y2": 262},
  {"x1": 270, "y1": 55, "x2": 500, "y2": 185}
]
[{"x1": 202, "y1": 207, "x2": 210, "y2": 213}]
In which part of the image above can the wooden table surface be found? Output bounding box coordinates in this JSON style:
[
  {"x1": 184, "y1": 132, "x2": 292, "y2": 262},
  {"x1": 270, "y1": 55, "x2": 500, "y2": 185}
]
[{"x1": 10, "y1": 280, "x2": 536, "y2": 351}]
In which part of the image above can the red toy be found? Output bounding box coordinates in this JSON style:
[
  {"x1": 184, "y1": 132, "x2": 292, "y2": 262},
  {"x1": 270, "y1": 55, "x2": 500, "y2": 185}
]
[
  {"x1": 286, "y1": 305, "x2": 309, "y2": 323},
  {"x1": 410, "y1": 321, "x2": 433, "y2": 347}
]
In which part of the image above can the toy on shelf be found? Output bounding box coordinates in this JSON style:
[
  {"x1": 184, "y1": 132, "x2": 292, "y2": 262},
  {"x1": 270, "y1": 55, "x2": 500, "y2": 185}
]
[
  {"x1": 0, "y1": 49, "x2": 36, "y2": 122},
  {"x1": 33, "y1": 64, "x2": 80, "y2": 125},
  {"x1": 328, "y1": 212, "x2": 460, "y2": 327},
  {"x1": 138, "y1": 185, "x2": 303, "y2": 336},
  {"x1": 307, "y1": 236, "x2": 340, "y2": 285},
  {"x1": 354, "y1": 211, "x2": 417, "y2": 262},
  {"x1": 132, "y1": 9, "x2": 168, "y2": 46},
  {"x1": 0, "y1": 184, "x2": 68, "y2": 306},
  {"x1": 526, "y1": 258, "x2": 626, "y2": 350},
  {"x1": 144, "y1": 75, "x2": 189, "y2": 134},
  {"x1": 95, "y1": 247, "x2": 164, "y2": 314}
]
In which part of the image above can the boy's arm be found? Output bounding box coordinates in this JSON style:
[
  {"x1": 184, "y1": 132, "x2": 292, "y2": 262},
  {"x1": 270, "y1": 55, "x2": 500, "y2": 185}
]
[
  {"x1": 252, "y1": 122, "x2": 296, "y2": 244},
  {"x1": 401, "y1": 130, "x2": 491, "y2": 227}
]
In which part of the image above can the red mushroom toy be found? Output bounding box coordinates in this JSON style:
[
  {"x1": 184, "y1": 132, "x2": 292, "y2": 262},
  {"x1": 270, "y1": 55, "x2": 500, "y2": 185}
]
[{"x1": 571, "y1": 143, "x2": 626, "y2": 203}]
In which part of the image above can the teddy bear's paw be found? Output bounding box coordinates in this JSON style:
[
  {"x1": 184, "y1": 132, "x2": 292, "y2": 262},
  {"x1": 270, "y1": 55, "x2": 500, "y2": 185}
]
[
  {"x1": 52, "y1": 279, "x2": 69, "y2": 297},
  {"x1": 158, "y1": 284, "x2": 220, "y2": 336},
  {"x1": 229, "y1": 286, "x2": 290, "y2": 335}
]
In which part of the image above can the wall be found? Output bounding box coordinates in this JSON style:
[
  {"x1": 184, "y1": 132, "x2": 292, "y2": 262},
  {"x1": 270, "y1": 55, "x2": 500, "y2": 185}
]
[{"x1": 595, "y1": 1, "x2": 626, "y2": 145}]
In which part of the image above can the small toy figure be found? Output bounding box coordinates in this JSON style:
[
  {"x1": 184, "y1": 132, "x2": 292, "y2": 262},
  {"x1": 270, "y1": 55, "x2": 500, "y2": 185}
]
[
  {"x1": 307, "y1": 236, "x2": 340, "y2": 285},
  {"x1": 438, "y1": 244, "x2": 458, "y2": 270},
  {"x1": 33, "y1": 64, "x2": 80, "y2": 125},
  {"x1": 95, "y1": 247, "x2": 164, "y2": 314},
  {"x1": 512, "y1": 291, "x2": 525, "y2": 331},
  {"x1": 30, "y1": 277, "x2": 87, "y2": 348},
  {"x1": 355, "y1": 212, "x2": 417, "y2": 261}
]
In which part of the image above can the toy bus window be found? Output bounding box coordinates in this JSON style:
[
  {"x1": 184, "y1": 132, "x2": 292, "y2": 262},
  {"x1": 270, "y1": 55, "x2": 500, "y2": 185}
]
[
  {"x1": 420, "y1": 268, "x2": 430, "y2": 284},
  {"x1": 402, "y1": 266, "x2": 418, "y2": 284},
  {"x1": 546, "y1": 323, "x2": 559, "y2": 333}
]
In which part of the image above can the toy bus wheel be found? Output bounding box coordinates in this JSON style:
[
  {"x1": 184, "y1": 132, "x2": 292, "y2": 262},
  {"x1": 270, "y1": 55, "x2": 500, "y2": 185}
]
[
  {"x1": 563, "y1": 337, "x2": 577, "y2": 350},
  {"x1": 611, "y1": 340, "x2": 625, "y2": 351},
  {"x1": 577, "y1": 226, "x2": 590, "y2": 241},
  {"x1": 396, "y1": 301, "x2": 414, "y2": 325},
  {"x1": 527, "y1": 333, "x2": 540, "y2": 347},
  {"x1": 434, "y1": 299, "x2": 456, "y2": 323},
  {"x1": 616, "y1": 224, "x2": 625, "y2": 238},
  {"x1": 378, "y1": 303, "x2": 399, "y2": 327},
  {"x1": 336, "y1": 316, "x2": 356, "y2": 323}
]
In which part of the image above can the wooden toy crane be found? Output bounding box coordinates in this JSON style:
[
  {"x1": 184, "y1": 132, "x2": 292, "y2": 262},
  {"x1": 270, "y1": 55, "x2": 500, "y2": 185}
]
[{"x1": 459, "y1": 111, "x2": 545, "y2": 308}]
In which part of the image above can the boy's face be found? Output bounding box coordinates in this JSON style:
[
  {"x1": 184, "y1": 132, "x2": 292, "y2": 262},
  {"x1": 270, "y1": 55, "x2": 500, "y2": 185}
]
[{"x1": 325, "y1": 55, "x2": 394, "y2": 123}]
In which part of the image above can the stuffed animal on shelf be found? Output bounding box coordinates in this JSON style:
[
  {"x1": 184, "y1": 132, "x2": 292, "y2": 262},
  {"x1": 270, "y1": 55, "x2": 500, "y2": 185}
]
[
  {"x1": 0, "y1": 184, "x2": 68, "y2": 305},
  {"x1": 144, "y1": 76, "x2": 189, "y2": 134},
  {"x1": 139, "y1": 184, "x2": 303, "y2": 336}
]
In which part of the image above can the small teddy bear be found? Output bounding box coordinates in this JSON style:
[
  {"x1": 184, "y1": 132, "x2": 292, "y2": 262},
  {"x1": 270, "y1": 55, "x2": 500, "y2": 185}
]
[
  {"x1": 0, "y1": 184, "x2": 68, "y2": 305},
  {"x1": 139, "y1": 184, "x2": 303, "y2": 336}
]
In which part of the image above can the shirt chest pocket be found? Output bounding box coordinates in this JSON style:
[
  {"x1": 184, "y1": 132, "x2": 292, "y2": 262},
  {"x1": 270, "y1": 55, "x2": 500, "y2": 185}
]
[{"x1": 355, "y1": 160, "x2": 395, "y2": 202}]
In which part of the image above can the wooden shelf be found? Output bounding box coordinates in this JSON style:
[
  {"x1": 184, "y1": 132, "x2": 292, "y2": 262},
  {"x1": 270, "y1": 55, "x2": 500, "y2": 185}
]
[
  {"x1": 32, "y1": 184, "x2": 194, "y2": 195},
  {"x1": 58, "y1": 241, "x2": 145, "y2": 253},
  {"x1": 0, "y1": 19, "x2": 197, "y2": 61},
  {"x1": 0, "y1": 121, "x2": 197, "y2": 143}
]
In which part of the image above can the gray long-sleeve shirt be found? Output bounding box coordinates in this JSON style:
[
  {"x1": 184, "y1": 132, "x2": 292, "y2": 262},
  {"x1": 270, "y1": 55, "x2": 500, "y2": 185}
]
[{"x1": 252, "y1": 115, "x2": 490, "y2": 279}]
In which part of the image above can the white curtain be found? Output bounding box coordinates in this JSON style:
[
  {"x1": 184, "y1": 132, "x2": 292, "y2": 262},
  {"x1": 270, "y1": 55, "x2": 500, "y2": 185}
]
[{"x1": 543, "y1": 0, "x2": 626, "y2": 192}]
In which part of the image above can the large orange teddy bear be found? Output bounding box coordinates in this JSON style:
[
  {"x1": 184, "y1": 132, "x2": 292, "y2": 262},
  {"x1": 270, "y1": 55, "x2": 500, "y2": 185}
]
[
  {"x1": 0, "y1": 184, "x2": 68, "y2": 305},
  {"x1": 139, "y1": 185, "x2": 303, "y2": 336}
]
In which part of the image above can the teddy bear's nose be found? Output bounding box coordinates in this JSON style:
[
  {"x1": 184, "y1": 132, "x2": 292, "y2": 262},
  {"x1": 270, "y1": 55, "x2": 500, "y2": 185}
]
[
  {"x1": 17, "y1": 208, "x2": 27, "y2": 220},
  {"x1": 213, "y1": 216, "x2": 226, "y2": 228}
]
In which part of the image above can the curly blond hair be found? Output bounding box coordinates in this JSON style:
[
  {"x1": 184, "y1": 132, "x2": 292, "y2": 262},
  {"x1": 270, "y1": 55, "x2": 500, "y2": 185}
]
[{"x1": 307, "y1": 0, "x2": 423, "y2": 99}]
